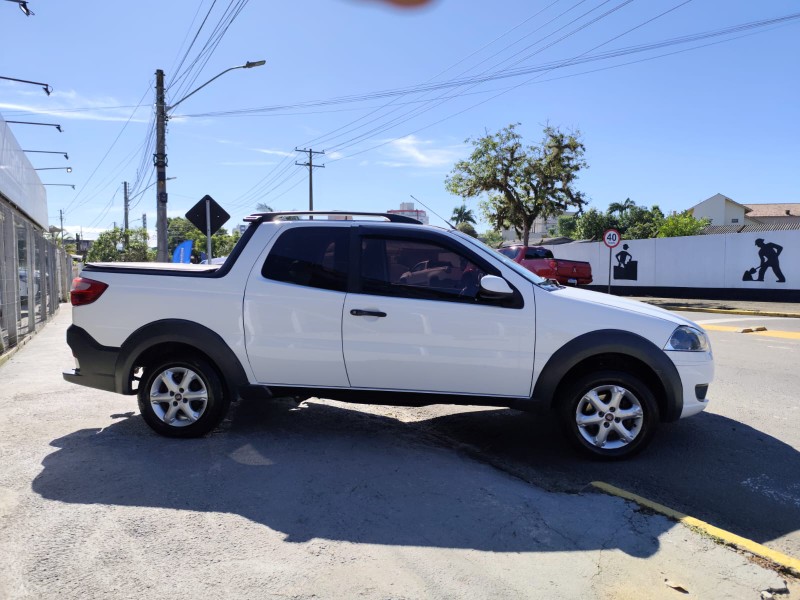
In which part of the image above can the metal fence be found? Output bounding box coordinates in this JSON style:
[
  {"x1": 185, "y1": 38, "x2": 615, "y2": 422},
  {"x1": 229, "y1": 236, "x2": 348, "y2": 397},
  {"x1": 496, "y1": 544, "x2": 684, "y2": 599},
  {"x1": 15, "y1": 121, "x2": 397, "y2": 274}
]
[{"x1": 0, "y1": 201, "x2": 72, "y2": 355}]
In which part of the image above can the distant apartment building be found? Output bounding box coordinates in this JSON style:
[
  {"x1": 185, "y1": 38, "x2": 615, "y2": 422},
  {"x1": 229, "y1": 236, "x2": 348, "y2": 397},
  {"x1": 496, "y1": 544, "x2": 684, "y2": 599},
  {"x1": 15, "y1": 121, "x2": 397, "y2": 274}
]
[
  {"x1": 501, "y1": 211, "x2": 576, "y2": 242},
  {"x1": 689, "y1": 193, "x2": 800, "y2": 228},
  {"x1": 388, "y1": 201, "x2": 428, "y2": 224}
]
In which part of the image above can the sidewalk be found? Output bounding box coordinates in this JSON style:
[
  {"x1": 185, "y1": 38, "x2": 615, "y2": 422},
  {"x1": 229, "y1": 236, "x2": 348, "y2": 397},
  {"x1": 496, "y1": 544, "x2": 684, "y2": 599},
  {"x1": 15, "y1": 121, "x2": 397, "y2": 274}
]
[{"x1": 629, "y1": 296, "x2": 800, "y2": 318}]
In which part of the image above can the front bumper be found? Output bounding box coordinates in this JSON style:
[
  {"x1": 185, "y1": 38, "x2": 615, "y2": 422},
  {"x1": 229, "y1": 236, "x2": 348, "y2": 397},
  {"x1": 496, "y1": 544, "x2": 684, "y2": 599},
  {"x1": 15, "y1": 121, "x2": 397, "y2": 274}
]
[
  {"x1": 667, "y1": 351, "x2": 714, "y2": 418},
  {"x1": 63, "y1": 325, "x2": 120, "y2": 393}
]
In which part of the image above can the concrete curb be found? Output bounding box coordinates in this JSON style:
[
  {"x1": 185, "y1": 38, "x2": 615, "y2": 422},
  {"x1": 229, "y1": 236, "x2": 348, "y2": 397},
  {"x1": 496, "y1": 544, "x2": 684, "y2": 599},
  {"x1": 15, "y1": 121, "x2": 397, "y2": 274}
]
[
  {"x1": 639, "y1": 304, "x2": 800, "y2": 319},
  {"x1": 591, "y1": 481, "x2": 800, "y2": 577}
]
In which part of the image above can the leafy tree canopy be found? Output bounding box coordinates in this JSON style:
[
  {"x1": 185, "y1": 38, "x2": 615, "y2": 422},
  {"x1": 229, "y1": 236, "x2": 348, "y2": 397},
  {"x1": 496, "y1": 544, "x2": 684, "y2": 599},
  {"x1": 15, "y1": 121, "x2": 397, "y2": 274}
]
[
  {"x1": 479, "y1": 229, "x2": 504, "y2": 248},
  {"x1": 446, "y1": 123, "x2": 587, "y2": 247},
  {"x1": 657, "y1": 211, "x2": 710, "y2": 238},
  {"x1": 455, "y1": 222, "x2": 478, "y2": 237},
  {"x1": 167, "y1": 217, "x2": 240, "y2": 260},
  {"x1": 566, "y1": 199, "x2": 706, "y2": 241},
  {"x1": 451, "y1": 203, "x2": 476, "y2": 226},
  {"x1": 85, "y1": 228, "x2": 153, "y2": 263}
]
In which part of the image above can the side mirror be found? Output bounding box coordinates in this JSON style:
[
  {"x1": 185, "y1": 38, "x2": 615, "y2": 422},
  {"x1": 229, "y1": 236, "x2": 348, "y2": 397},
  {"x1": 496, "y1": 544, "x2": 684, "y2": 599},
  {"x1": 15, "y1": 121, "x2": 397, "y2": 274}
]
[{"x1": 479, "y1": 275, "x2": 513, "y2": 297}]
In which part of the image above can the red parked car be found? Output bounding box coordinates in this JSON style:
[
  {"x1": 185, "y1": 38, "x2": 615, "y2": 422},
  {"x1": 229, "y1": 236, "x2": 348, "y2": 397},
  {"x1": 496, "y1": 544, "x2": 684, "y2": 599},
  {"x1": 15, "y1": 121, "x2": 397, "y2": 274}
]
[{"x1": 498, "y1": 245, "x2": 592, "y2": 286}]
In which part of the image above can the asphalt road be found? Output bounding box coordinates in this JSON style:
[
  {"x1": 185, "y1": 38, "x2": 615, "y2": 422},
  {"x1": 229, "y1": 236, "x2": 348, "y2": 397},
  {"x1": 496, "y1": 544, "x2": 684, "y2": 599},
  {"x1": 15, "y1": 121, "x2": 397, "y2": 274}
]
[
  {"x1": 374, "y1": 310, "x2": 800, "y2": 559},
  {"x1": 0, "y1": 306, "x2": 793, "y2": 599}
]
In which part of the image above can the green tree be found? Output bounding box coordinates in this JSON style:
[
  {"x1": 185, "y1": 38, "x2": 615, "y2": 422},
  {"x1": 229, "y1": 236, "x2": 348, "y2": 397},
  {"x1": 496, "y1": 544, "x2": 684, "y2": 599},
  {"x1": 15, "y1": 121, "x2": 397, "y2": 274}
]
[
  {"x1": 479, "y1": 229, "x2": 504, "y2": 248},
  {"x1": 167, "y1": 217, "x2": 240, "y2": 260},
  {"x1": 557, "y1": 214, "x2": 577, "y2": 238},
  {"x1": 256, "y1": 203, "x2": 273, "y2": 212},
  {"x1": 85, "y1": 228, "x2": 153, "y2": 262},
  {"x1": 446, "y1": 124, "x2": 587, "y2": 247},
  {"x1": 456, "y1": 222, "x2": 478, "y2": 237},
  {"x1": 619, "y1": 204, "x2": 665, "y2": 239},
  {"x1": 573, "y1": 208, "x2": 618, "y2": 241},
  {"x1": 607, "y1": 197, "x2": 636, "y2": 217},
  {"x1": 658, "y1": 211, "x2": 710, "y2": 238},
  {"x1": 451, "y1": 203, "x2": 476, "y2": 226}
]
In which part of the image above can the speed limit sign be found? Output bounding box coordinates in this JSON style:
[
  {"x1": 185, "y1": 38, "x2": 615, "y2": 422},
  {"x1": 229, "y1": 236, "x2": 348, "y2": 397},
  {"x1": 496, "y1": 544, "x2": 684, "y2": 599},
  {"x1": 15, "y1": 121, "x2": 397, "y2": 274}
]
[{"x1": 603, "y1": 229, "x2": 621, "y2": 249}]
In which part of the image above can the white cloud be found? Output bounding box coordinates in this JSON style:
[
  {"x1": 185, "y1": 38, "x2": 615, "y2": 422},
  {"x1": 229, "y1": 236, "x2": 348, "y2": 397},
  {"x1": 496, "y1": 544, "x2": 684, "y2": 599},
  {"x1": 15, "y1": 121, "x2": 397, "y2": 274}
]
[
  {"x1": 219, "y1": 160, "x2": 278, "y2": 167},
  {"x1": 0, "y1": 88, "x2": 150, "y2": 123},
  {"x1": 380, "y1": 135, "x2": 465, "y2": 169},
  {"x1": 253, "y1": 147, "x2": 293, "y2": 157}
]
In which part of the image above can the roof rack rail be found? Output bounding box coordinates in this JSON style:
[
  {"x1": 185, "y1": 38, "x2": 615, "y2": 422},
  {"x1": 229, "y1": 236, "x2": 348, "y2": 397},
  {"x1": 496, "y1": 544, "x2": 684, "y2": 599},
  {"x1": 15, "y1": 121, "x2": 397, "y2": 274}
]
[{"x1": 244, "y1": 211, "x2": 422, "y2": 224}]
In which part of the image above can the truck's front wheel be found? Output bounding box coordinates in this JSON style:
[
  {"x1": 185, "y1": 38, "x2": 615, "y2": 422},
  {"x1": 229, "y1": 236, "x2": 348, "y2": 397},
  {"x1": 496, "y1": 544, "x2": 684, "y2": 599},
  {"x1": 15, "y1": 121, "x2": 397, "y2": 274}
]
[
  {"x1": 559, "y1": 370, "x2": 659, "y2": 460},
  {"x1": 137, "y1": 356, "x2": 228, "y2": 438}
]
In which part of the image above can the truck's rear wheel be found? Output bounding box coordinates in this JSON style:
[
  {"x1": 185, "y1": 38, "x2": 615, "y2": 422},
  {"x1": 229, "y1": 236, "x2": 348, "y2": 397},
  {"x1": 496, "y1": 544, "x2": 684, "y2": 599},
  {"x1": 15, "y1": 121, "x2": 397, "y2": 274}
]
[{"x1": 137, "y1": 356, "x2": 228, "y2": 438}]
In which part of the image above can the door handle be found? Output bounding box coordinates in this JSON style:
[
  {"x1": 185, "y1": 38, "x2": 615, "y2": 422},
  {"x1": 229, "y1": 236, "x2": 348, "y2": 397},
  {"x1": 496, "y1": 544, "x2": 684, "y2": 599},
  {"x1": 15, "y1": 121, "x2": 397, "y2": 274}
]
[{"x1": 350, "y1": 309, "x2": 387, "y2": 318}]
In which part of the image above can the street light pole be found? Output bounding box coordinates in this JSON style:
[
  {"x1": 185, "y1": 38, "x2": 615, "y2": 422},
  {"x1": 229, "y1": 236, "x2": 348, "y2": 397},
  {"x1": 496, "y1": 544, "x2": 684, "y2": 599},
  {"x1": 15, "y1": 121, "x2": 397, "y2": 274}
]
[
  {"x1": 155, "y1": 69, "x2": 168, "y2": 262},
  {"x1": 153, "y1": 60, "x2": 266, "y2": 262}
]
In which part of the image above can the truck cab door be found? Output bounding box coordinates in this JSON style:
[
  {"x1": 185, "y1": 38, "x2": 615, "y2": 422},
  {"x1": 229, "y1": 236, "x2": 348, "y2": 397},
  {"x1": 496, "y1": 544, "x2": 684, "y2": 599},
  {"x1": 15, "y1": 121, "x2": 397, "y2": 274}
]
[{"x1": 243, "y1": 225, "x2": 351, "y2": 387}]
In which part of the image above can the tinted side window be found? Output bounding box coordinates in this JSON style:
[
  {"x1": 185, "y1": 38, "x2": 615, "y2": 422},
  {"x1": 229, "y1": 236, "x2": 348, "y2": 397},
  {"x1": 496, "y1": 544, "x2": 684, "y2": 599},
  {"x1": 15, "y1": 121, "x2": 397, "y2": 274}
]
[
  {"x1": 360, "y1": 237, "x2": 486, "y2": 302},
  {"x1": 524, "y1": 248, "x2": 554, "y2": 259},
  {"x1": 262, "y1": 227, "x2": 349, "y2": 292}
]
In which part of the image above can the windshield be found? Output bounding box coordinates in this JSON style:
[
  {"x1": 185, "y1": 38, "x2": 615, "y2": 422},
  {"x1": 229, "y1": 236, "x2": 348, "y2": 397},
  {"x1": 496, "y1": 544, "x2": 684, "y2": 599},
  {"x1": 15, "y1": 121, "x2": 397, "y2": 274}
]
[{"x1": 449, "y1": 231, "x2": 551, "y2": 286}]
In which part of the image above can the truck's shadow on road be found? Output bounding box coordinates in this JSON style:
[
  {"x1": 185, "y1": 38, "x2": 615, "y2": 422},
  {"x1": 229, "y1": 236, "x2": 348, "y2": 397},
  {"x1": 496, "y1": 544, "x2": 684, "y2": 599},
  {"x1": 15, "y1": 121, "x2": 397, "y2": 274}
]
[
  {"x1": 33, "y1": 398, "x2": 798, "y2": 555},
  {"x1": 33, "y1": 399, "x2": 676, "y2": 558},
  {"x1": 412, "y1": 407, "x2": 800, "y2": 551}
]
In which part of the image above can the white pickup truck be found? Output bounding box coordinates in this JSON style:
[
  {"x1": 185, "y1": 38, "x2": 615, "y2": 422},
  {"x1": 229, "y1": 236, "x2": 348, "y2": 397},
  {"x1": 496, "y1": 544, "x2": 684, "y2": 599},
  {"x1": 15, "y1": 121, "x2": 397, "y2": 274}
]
[{"x1": 64, "y1": 211, "x2": 713, "y2": 459}]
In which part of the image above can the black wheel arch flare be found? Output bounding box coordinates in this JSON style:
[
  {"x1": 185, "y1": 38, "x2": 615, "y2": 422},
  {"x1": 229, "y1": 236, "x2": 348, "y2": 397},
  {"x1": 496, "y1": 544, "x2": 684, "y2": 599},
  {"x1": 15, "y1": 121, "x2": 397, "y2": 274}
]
[
  {"x1": 532, "y1": 329, "x2": 684, "y2": 422},
  {"x1": 116, "y1": 319, "x2": 249, "y2": 396}
]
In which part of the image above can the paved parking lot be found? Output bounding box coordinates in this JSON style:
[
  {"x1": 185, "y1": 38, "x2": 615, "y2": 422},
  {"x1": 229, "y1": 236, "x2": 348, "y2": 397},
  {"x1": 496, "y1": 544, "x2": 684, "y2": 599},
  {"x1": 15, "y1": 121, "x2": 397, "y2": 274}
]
[{"x1": 0, "y1": 305, "x2": 796, "y2": 599}]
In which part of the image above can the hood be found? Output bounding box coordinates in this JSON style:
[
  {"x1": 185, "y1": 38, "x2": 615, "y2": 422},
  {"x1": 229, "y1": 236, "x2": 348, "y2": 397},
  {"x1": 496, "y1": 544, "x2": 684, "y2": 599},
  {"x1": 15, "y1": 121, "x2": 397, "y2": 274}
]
[{"x1": 546, "y1": 285, "x2": 699, "y2": 328}]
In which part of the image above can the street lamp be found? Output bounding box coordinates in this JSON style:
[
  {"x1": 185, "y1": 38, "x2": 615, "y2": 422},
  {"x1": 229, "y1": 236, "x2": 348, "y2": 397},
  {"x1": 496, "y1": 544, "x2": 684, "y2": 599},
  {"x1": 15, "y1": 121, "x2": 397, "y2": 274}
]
[
  {"x1": 5, "y1": 0, "x2": 34, "y2": 16},
  {"x1": 35, "y1": 167, "x2": 72, "y2": 172},
  {"x1": 6, "y1": 120, "x2": 62, "y2": 132},
  {"x1": 23, "y1": 150, "x2": 68, "y2": 159},
  {"x1": 154, "y1": 59, "x2": 266, "y2": 262},
  {"x1": 1, "y1": 75, "x2": 50, "y2": 95},
  {"x1": 42, "y1": 184, "x2": 75, "y2": 189}
]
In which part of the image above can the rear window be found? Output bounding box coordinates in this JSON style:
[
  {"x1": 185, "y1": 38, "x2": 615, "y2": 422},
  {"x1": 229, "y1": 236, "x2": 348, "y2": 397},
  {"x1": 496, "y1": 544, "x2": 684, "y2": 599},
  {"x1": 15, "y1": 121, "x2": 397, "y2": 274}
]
[
  {"x1": 262, "y1": 226, "x2": 349, "y2": 292},
  {"x1": 524, "y1": 248, "x2": 554, "y2": 259}
]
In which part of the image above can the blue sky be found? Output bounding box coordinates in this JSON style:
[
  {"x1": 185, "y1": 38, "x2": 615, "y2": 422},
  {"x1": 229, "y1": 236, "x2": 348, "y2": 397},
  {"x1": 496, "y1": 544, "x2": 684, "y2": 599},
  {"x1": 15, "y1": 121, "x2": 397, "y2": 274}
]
[{"x1": 2, "y1": 0, "x2": 798, "y2": 239}]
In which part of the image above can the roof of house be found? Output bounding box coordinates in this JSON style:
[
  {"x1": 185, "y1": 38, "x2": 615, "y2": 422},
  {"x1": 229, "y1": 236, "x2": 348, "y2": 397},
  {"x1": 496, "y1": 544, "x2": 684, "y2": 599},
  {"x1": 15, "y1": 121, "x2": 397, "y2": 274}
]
[
  {"x1": 701, "y1": 222, "x2": 800, "y2": 235},
  {"x1": 691, "y1": 193, "x2": 753, "y2": 213},
  {"x1": 742, "y1": 203, "x2": 800, "y2": 217}
]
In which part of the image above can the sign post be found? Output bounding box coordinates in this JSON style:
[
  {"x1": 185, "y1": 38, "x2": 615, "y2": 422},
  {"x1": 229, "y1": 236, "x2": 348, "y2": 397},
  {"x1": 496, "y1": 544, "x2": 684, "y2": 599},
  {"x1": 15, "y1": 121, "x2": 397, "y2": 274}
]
[
  {"x1": 185, "y1": 195, "x2": 230, "y2": 263},
  {"x1": 603, "y1": 228, "x2": 621, "y2": 295}
]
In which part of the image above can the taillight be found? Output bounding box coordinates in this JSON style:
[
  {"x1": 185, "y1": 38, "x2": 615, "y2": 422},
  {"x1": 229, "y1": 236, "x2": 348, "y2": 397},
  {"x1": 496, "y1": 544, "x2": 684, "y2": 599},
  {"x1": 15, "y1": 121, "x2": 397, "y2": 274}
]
[
  {"x1": 70, "y1": 277, "x2": 108, "y2": 306},
  {"x1": 548, "y1": 260, "x2": 558, "y2": 270}
]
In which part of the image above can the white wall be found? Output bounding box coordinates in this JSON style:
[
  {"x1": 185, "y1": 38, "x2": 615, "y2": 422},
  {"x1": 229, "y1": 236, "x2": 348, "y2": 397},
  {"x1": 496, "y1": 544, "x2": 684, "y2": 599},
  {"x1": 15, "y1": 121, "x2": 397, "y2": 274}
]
[
  {"x1": 0, "y1": 116, "x2": 48, "y2": 230},
  {"x1": 543, "y1": 231, "x2": 799, "y2": 290}
]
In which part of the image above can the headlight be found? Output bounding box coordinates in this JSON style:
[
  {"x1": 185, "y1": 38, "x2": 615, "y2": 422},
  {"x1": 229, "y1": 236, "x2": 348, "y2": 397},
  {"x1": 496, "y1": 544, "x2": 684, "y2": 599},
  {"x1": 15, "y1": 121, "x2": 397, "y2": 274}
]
[{"x1": 665, "y1": 326, "x2": 710, "y2": 352}]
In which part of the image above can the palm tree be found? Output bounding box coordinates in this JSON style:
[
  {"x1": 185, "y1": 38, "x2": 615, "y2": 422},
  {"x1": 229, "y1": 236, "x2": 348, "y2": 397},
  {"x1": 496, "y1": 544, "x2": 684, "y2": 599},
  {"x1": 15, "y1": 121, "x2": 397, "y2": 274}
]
[
  {"x1": 451, "y1": 203, "x2": 476, "y2": 226},
  {"x1": 607, "y1": 198, "x2": 636, "y2": 216}
]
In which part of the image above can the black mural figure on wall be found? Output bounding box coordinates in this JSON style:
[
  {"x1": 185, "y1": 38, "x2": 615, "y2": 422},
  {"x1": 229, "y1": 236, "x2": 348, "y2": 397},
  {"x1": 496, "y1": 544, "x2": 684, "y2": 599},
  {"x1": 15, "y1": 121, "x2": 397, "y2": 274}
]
[
  {"x1": 743, "y1": 238, "x2": 786, "y2": 283},
  {"x1": 613, "y1": 244, "x2": 638, "y2": 280}
]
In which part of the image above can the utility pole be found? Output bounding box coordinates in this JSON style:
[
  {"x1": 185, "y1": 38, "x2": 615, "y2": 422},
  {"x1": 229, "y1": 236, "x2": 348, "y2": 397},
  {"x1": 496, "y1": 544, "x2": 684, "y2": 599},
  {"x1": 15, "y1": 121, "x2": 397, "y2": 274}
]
[
  {"x1": 123, "y1": 182, "x2": 129, "y2": 230},
  {"x1": 142, "y1": 213, "x2": 147, "y2": 230},
  {"x1": 295, "y1": 147, "x2": 324, "y2": 215},
  {"x1": 59, "y1": 209, "x2": 64, "y2": 245},
  {"x1": 154, "y1": 69, "x2": 169, "y2": 262},
  {"x1": 123, "y1": 181, "x2": 130, "y2": 249}
]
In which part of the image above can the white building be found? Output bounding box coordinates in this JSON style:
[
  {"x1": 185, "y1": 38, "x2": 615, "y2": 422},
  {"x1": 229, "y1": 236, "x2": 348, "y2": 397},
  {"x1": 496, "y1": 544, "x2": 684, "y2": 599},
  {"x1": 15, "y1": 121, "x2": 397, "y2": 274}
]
[
  {"x1": 688, "y1": 193, "x2": 760, "y2": 227},
  {"x1": 388, "y1": 201, "x2": 428, "y2": 224}
]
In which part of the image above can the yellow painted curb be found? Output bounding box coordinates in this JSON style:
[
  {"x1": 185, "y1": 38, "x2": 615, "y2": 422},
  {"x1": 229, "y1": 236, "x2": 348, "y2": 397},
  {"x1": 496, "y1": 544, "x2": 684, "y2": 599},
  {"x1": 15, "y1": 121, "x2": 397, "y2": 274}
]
[
  {"x1": 591, "y1": 481, "x2": 800, "y2": 576},
  {"x1": 652, "y1": 306, "x2": 800, "y2": 319}
]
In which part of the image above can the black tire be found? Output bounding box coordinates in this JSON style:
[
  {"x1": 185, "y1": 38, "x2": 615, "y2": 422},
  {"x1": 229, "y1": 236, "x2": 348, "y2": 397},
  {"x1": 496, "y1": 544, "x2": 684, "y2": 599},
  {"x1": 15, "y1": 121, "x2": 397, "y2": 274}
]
[
  {"x1": 137, "y1": 355, "x2": 229, "y2": 438},
  {"x1": 559, "y1": 370, "x2": 659, "y2": 460}
]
